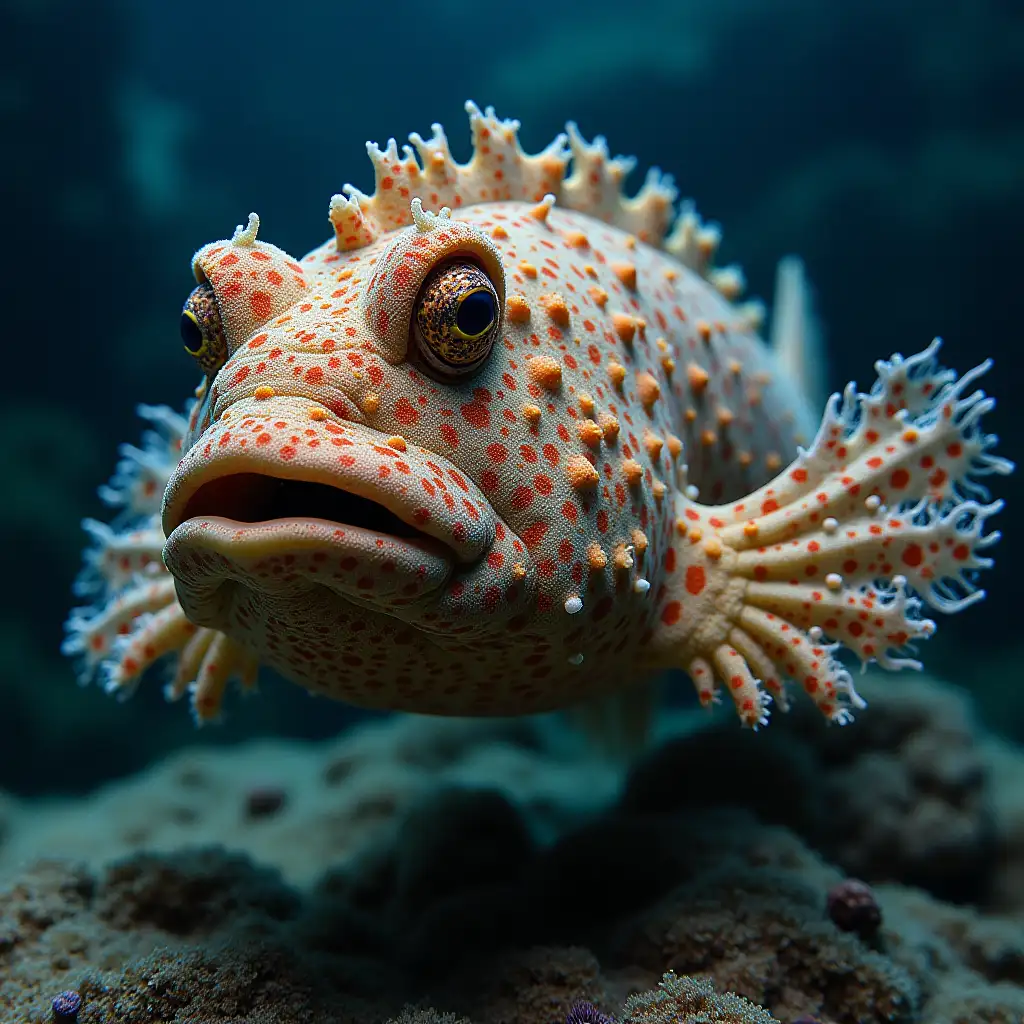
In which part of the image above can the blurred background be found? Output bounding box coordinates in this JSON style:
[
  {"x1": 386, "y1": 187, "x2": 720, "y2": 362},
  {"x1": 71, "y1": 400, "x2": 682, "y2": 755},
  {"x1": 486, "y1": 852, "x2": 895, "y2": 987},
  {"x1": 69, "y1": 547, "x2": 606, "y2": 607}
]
[{"x1": 3, "y1": 0, "x2": 1022, "y2": 795}]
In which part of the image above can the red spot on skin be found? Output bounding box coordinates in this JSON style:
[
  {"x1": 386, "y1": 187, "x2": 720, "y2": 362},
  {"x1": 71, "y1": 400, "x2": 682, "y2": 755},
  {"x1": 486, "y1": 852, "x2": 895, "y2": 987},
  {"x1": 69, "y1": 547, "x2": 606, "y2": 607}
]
[
  {"x1": 487, "y1": 551, "x2": 504, "y2": 570},
  {"x1": 251, "y1": 291, "x2": 272, "y2": 319},
  {"x1": 367, "y1": 363, "x2": 385, "y2": 386},
  {"x1": 952, "y1": 543, "x2": 970, "y2": 561},
  {"x1": 395, "y1": 397, "x2": 419, "y2": 425},
  {"x1": 461, "y1": 402, "x2": 491, "y2": 428},
  {"x1": 596, "y1": 509, "x2": 608, "y2": 532},
  {"x1": 848, "y1": 621, "x2": 864, "y2": 637},
  {"x1": 305, "y1": 366, "x2": 324, "y2": 385},
  {"x1": 761, "y1": 499, "x2": 779, "y2": 515},
  {"x1": 522, "y1": 522, "x2": 549, "y2": 548},
  {"x1": 534, "y1": 474, "x2": 553, "y2": 495},
  {"x1": 256, "y1": 432, "x2": 271, "y2": 446},
  {"x1": 511, "y1": 486, "x2": 534, "y2": 511},
  {"x1": 664, "y1": 548, "x2": 676, "y2": 572},
  {"x1": 440, "y1": 424, "x2": 459, "y2": 448},
  {"x1": 563, "y1": 502, "x2": 579, "y2": 524},
  {"x1": 481, "y1": 470, "x2": 499, "y2": 491},
  {"x1": 542, "y1": 444, "x2": 560, "y2": 466},
  {"x1": 487, "y1": 443, "x2": 508, "y2": 463},
  {"x1": 685, "y1": 566, "x2": 706, "y2": 596},
  {"x1": 230, "y1": 365, "x2": 251, "y2": 387},
  {"x1": 901, "y1": 543, "x2": 924, "y2": 568},
  {"x1": 890, "y1": 468, "x2": 910, "y2": 489},
  {"x1": 558, "y1": 539, "x2": 573, "y2": 563},
  {"x1": 661, "y1": 601, "x2": 682, "y2": 626},
  {"x1": 791, "y1": 468, "x2": 807, "y2": 483}
]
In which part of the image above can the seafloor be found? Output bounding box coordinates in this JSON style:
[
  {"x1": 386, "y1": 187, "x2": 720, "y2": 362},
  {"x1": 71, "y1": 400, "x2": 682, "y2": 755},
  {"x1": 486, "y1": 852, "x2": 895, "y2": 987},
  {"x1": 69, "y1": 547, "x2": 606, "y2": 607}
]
[{"x1": 2, "y1": 671, "x2": 1023, "y2": 1024}]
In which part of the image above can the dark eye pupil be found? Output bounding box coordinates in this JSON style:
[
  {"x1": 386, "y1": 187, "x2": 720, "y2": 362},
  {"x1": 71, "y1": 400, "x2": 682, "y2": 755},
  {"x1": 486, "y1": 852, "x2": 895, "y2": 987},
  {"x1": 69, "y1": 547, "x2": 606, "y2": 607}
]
[
  {"x1": 180, "y1": 312, "x2": 204, "y2": 354},
  {"x1": 456, "y1": 290, "x2": 495, "y2": 337}
]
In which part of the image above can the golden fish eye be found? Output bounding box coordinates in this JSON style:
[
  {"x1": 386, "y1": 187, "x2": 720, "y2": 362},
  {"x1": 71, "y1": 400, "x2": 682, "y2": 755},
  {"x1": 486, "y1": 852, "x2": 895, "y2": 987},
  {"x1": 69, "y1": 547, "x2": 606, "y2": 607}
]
[
  {"x1": 181, "y1": 283, "x2": 228, "y2": 375},
  {"x1": 413, "y1": 261, "x2": 500, "y2": 376}
]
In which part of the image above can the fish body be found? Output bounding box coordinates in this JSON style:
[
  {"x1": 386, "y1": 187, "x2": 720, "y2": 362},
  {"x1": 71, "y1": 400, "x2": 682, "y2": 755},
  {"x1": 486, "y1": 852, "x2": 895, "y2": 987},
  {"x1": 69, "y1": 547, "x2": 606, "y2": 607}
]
[{"x1": 64, "y1": 104, "x2": 1011, "y2": 729}]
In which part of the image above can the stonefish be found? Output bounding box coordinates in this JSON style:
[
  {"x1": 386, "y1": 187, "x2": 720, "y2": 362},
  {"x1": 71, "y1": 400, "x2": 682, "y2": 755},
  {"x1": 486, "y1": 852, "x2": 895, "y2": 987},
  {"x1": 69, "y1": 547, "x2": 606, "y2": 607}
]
[{"x1": 65, "y1": 103, "x2": 1011, "y2": 731}]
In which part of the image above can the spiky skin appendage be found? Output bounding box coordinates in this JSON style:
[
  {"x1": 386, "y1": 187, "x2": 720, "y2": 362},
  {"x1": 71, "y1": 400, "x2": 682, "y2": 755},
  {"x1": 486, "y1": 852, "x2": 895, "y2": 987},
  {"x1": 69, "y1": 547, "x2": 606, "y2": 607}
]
[
  {"x1": 654, "y1": 340, "x2": 1011, "y2": 727},
  {"x1": 62, "y1": 405, "x2": 257, "y2": 723}
]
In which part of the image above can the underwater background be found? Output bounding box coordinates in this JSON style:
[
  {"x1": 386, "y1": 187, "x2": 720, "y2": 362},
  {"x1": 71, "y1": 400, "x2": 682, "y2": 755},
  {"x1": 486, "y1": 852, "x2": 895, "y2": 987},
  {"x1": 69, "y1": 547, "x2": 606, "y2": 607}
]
[{"x1": 2, "y1": 1, "x2": 1024, "y2": 1022}]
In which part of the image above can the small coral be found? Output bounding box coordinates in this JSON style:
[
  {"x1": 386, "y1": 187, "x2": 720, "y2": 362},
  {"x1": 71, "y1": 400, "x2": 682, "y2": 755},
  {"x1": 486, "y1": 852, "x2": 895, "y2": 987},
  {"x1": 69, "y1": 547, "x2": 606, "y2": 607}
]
[
  {"x1": 51, "y1": 989, "x2": 82, "y2": 1021},
  {"x1": 621, "y1": 971, "x2": 780, "y2": 1024},
  {"x1": 565, "y1": 999, "x2": 616, "y2": 1024},
  {"x1": 827, "y1": 878, "x2": 882, "y2": 938}
]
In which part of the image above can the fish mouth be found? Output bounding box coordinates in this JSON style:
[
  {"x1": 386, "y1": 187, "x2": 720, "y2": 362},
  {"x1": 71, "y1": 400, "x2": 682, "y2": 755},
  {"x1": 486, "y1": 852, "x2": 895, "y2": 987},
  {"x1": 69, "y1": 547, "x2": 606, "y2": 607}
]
[{"x1": 161, "y1": 405, "x2": 497, "y2": 621}]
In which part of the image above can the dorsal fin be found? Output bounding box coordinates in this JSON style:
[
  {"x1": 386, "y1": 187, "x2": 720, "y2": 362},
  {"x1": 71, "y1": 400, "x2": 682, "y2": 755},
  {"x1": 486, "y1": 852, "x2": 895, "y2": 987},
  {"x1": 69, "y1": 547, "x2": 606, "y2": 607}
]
[{"x1": 329, "y1": 101, "x2": 745, "y2": 303}]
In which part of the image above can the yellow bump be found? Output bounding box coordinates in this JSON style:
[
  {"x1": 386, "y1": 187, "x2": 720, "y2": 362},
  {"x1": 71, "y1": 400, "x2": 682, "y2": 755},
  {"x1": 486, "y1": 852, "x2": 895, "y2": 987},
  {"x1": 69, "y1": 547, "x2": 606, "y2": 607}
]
[
  {"x1": 338, "y1": 269, "x2": 355, "y2": 280},
  {"x1": 766, "y1": 452, "x2": 782, "y2": 472},
  {"x1": 666, "y1": 434, "x2": 683, "y2": 458},
  {"x1": 607, "y1": 361, "x2": 626, "y2": 390},
  {"x1": 578, "y1": 393, "x2": 595, "y2": 416},
  {"x1": 512, "y1": 562, "x2": 527, "y2": 580},
  {"x1": 566, "y1": 454, "x2": 599, "y2": 489},
  {"x1": 684, "y1": 408, "x2": 697, "y2": 423},
  {"x1": 542, "y1": 293, "x2": 571, "y2": 327},
  {"x1": 529, "y1": 195, "x2": 555, "y2": 222},
  {"x1": 737, "y1": 451, "x2": 753, "y2": 468},
  {"x1": 363, "y1": 392, "x2": 381, "y2": 414},
  {"x1": 577, "y1": 418, "x2": 603, "y2": 447},
  {"x1": 661, "y1": 356, "x2": 676, "y2": 376},
  {"x1": 717, "y1": 406, "x2": 735, "y2": 427},
  {"x1": 664, "y1": 267, "x2": 679, "y2": 282},
  {"x1": 743, "y1": 521, "x2": 759, "y2": 538},
  {"x1": 522, "y1": 403, "x2": 542, "y2": 425},
  {"x1": 656, "y1": 337, "x2": 669, "y2": 353},
  {"x1": 491, "y1": 225, "x2": 509, "y2": 240},
  {"x1": 584, "y1": 264, "x2": 597, "y2": 278},
  {"x1": 612, "y1": 312, "x2": 637, "y2": 344},
  {"x1": 527, "y1": 355, "x2": 562, "y2": 391},
  {"x1": 687, "y1": 363, "x2": 710, "y2": 394},
  {"x1": 587, "y1": 542, "x2": 607, "y2": 570},
  {"x1": 728, "y1": 358, "x2": 742, "y2": 376},
  {"x1": 644, "y1": 432, "x2": 664, "y2": 460},
  {"x1": 632, "y1": 529, "x2": 649, "y2": 554},
  {"x1": 613, "y1": 544, "x2": 634, "y2": 570},
  {"x1": 703, "y1": 537, "x2": 723, "y2": 560},
  {"x1": 701, "y1": 429, "x2": 717, "y2": 447},
  {"x1": 689, "y1": 527, "x2": 703, "y2": 543},
  {"x1": 636, "y1": 372, "x2": 661, "y2": 412},
  {"x1": 622, "y1": 459, "x2": 644, "y2": 486},
  {"x1": 696, "y1": 320, "x2": 712, "y2": 343},
  {"x1": 676, "y1": 518, "x2": 688, "y2": 536},
  {"x1": 624, "y1": 234, "x2": 637, "y2": 250},
  {"x1": 309, "y1": 407, "x2": 328, "y2": 421},
  {"x1": 902, "y1": 428, "x2": 919, "y2": 444},
  {"x1": 611, "y1": 262, "x2": 637, "y2": 291},
  {"x1": 254, "y1": 385, "x2": 275, "y2": 400},
  {"x1": 519, "y1": 261, "x2": 538, "y2": 279},
  {"x1": 387, "y1": 435, "x2": 407, "y2": 452},
  {"x1": 506, "y1": 294, "x2": 531, "y2": 323},
  {"x1": 825, "y1": 572, "x2": 844, "y2": 591},
  {"x1": 588, "y1": 285, "x2": 608, "y2": 308},
  {"x1": 599, "y1": 412, "x2": 620, "y2": 442},
  {"x1": 651, "y1": 479, "x2": 666, "y2": 501},
  {"x1": 564, "y1": 229, "x2": 589, "y2": 249}
]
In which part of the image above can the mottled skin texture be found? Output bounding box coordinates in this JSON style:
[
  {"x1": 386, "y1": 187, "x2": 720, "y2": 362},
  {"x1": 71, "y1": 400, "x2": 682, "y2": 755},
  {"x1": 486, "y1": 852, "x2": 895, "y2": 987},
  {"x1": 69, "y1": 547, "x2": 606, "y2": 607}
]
[{"x1": 65, "y1": 104, "x2": 1011, "y2": 729}]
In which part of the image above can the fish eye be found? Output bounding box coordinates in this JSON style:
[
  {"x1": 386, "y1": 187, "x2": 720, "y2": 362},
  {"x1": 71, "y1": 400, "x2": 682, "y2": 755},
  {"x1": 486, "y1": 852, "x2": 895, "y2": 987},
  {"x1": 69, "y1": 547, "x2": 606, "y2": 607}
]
[
  {"x1": 181, "y1": 283, "x2": 228, "y2": 375},
  {"x1": 413, "y1": 261, "x2": 501, "y2": 377}
]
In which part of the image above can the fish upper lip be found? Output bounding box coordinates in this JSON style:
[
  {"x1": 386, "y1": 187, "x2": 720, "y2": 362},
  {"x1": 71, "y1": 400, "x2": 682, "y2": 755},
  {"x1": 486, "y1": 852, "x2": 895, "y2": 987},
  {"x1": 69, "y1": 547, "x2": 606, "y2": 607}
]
[{"x1": 161, "y1": 411, "x2": 497, "y2": 564}]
